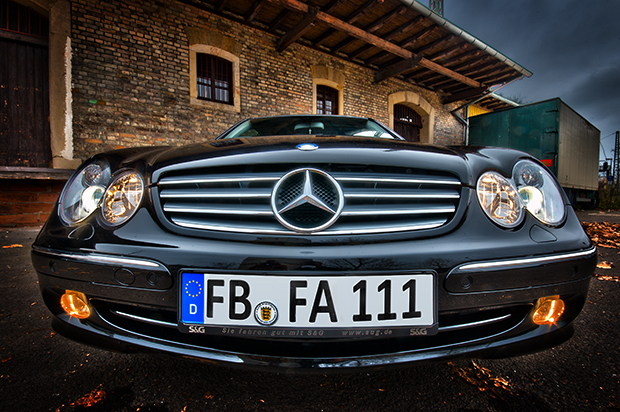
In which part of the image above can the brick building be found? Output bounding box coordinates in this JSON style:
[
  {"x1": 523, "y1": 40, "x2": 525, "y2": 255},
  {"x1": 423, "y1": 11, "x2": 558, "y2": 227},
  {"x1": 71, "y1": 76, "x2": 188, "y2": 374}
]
[{"x1": 0, "y1": 0, "x2": 531, "y2": 226}]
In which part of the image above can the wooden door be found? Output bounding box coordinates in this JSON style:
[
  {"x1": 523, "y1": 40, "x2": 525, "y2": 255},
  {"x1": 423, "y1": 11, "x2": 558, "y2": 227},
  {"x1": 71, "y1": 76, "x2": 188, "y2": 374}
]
[
  {"x1": 394, "y1": 104, "x2": 422, "y2": 143},
  {"x1": 0, "y1": 37, "x2": 51, "y2": 167}
]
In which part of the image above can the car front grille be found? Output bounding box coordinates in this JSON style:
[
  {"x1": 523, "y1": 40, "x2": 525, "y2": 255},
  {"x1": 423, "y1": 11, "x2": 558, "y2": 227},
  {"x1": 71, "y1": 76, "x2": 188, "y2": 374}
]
[{"x1": 155, "y1": 164, "x2": 462, "y2": 236}]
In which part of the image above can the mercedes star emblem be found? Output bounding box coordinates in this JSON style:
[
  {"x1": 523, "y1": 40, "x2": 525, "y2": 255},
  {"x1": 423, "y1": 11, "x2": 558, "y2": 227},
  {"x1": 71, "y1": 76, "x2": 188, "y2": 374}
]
[{"x1": 271, "y1": 168, "x2": 344, "y2": 233}]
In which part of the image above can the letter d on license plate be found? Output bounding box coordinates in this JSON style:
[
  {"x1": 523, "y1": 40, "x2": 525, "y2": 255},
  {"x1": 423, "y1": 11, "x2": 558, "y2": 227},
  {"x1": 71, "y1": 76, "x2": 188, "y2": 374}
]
[{"x1": 180, "y1": 273, "x2": 435, "y2": 333}]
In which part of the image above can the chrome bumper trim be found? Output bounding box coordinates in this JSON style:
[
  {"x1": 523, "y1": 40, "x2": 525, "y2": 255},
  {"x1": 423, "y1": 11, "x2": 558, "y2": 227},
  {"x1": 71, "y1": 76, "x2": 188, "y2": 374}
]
[
  {"x1": 458, "y1": 246, "x2": 597, "y2": 271},
  {"x1": 33, "y1": 246, "x2": 163, "y2": 270}
]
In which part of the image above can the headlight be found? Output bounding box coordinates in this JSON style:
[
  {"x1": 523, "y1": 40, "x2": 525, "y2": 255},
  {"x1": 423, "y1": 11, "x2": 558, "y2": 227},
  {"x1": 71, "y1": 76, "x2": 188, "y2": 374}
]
[
  {"x1": 101, "y1": 171, "x2": 144, "y2": 226},
  {"x1": 60, "y1": 160, "x2": 111, "y2": 224},
  {"x1": 513, "y1": 160, "x2": 565, "y2": 225},
  {"x1": 477, "y1": 160, "x2": 566, "y2": 228},
  {"x1": 476, "y1": 172, "x2": 523, "y2": 228}
]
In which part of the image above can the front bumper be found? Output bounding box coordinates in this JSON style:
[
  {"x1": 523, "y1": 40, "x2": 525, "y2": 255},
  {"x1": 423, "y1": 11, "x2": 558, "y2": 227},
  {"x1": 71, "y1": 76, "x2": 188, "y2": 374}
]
[{"x1": 32, "y1": 206, "x2": 596, "y2": 370}]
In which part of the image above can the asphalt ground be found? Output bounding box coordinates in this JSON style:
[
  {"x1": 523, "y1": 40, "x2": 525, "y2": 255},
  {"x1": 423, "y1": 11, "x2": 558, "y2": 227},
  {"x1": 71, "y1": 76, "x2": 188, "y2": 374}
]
[{"x1": 1, "y1": 212, "x2": 618, "y2": 412}]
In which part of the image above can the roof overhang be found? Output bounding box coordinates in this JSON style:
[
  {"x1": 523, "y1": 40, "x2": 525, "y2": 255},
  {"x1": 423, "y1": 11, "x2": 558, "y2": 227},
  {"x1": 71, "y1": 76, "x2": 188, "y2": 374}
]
[{"x1": 182, "y1": 0, "x2": 532, "y2": 109}]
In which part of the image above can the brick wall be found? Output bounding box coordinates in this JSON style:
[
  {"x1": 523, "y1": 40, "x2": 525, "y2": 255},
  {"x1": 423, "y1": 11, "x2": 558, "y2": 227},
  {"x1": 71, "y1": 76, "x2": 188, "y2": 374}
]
[
  {"x1": 0, "y1": 180, "x2": 64, "y2": 227},
  {"x1": 70, "y1": 0, "x2": 465, "y2": 161}
]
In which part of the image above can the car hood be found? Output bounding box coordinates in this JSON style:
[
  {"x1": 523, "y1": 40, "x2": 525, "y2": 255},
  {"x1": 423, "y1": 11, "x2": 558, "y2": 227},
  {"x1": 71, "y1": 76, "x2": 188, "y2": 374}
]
[
  {"x1": 112, "y1": 136, "x2": 526, "y2": 186},
  {"x1": 91, "y1": 136, "x2": 533, "y2": 187}
]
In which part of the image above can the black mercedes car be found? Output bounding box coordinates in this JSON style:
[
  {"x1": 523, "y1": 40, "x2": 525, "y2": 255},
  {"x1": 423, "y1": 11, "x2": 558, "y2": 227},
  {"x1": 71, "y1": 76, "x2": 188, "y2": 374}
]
[{"x1": 32, "y1": 115, "x2": 596, "y2": 370}]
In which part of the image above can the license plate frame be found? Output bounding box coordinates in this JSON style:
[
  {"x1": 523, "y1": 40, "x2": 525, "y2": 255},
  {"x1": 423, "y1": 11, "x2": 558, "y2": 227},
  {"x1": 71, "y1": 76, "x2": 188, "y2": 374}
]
[{"x1": 178, "y1": 272, "x2": 437, "y2": 338}]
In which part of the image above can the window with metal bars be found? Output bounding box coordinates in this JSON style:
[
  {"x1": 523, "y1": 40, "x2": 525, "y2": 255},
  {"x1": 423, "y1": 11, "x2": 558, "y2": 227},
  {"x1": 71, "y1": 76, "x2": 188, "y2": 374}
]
[
  {"x1": 316, "y1": 85, "x2": 339, "y2": 115},
  {"x1": 0, "y1": 0, "x2": 48, "y2": 38},
  {"x1": 196, "y1": 53, "x2": 233, "y2": 105}
]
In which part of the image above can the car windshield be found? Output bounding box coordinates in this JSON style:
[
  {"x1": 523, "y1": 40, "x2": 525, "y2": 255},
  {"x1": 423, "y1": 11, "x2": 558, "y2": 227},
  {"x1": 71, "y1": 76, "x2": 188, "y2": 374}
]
[{"x1": 218, "y1": 116, "x2": 402, "y2": 140}]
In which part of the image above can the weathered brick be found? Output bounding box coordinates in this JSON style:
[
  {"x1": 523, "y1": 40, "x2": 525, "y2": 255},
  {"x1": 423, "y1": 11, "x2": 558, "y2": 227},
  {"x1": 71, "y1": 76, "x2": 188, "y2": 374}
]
[
  {"x1": 0, "y1": 214, "x2": 40, "y2": 227},
  {"x1": 13, "y1": 203, "x2": 54, "y2": 215},
  {"x1": 0, "y1": 193, "x2": 38, "y2": 203}
]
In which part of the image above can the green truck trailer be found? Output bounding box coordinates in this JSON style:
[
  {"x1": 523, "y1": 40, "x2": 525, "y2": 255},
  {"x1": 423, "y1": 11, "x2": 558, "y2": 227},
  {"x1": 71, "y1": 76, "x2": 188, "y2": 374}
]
[{"x1": 469, "y1": 98, "x2": 600, "y2": 208}]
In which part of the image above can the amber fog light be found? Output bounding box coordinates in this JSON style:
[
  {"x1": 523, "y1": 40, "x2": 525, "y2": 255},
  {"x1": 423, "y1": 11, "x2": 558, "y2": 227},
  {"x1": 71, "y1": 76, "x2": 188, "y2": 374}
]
[
  {"x1": 60, "y1": 291, "x2": 91, "y2": 319},
  {"x1": 532, "y1": 295, "x2": 565, "y2": 325}
]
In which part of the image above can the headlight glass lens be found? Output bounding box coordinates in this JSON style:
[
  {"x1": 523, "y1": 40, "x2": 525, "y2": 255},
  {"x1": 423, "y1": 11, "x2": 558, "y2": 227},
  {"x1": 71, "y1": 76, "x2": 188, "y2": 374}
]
[
  {"x1": 513, "y1": 160, "x2": 565, "y2": 225},
  {"x1": 102, "y1": 172, "x2": 144, "y2": 226},
  {"x1": 60, "y1": 160, "x2": 111, "y2": 224},
  {"x1": 477, "y1": 172, "x2": 523, "y2": 228}
]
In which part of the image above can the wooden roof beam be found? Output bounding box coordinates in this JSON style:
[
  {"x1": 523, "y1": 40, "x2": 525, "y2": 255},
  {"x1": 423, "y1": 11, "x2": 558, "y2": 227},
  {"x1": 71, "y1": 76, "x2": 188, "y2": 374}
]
[
  {"x1": 331, "y1": 5, "x2": 408, "y2": 57},
  {"x1": 245, "y1": 0, "x2": 268, "y2": 23},
  {"x1": 331, "y1": 37, "x2": 358, "y2": 54},
  {"x1": 349, "y1": 16, "x2": 423, "y2": 60},
  {"x1": 398, "y1": 25, "x2": 437, "y2": 49},
  {"x1": 313, "y1": 0, "x2": 381, "y2": 46},
  {"x1": 413, "y1": 34, "x2": 455, "y2": 56},
  {"x1": 374, "y1": 55, "x2": 423, "y2": 83},
  {"x1": 276, "y1": 7, "x2": 319, "y2": 51},
  {"x1": 443, "y1": 87, "x2": 487, "y2": 104},
  {"x1": 270, "y1": 9, "x2": 292, "y2": 31},
  {"x1": 367, "y1": 24, "x2": 437, "y2": 65},
  {"x1": 440, "y1": 48, "x2": 482, "y2": 67},
  {"x1": 216, "y1": 0, "x2": 231, "y2": 12},
  {"x1": 322, "y1": 0, "x2": 346, "y2": 14},
  {"x1": 427, "y1": 41, "x2": 465, "y2": 62},
  {"x1": 364, "y1": 5, "x2": 408, "y2": 33},
  {"x1": 267, "y1": 0, "x2": 482, "y2": 88}
]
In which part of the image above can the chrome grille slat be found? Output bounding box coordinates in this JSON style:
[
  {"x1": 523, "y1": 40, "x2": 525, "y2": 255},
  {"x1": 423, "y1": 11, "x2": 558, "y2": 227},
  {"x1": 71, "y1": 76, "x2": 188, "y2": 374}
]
[
  {"x1": 340, "y1": 205, "x2": 456, "y2": 216},
  {"x1": 160, "y1": 188, "x2": 271, "y2": 199},
  {"x1": 344, "y1": 189, "x2": 460, "y2": 199},
  {"x1": 334, "y1": 173, "x2": 461, "y2": 186},
  {"x1": 157, "y1": 165, "x2": 462, "y2": 236},
  {"x1": 159, "y1": 173, "x2": 281, "y2": 185},
  {"x1": 164, "y1": 203, "x2": 272, "y2": 215}
]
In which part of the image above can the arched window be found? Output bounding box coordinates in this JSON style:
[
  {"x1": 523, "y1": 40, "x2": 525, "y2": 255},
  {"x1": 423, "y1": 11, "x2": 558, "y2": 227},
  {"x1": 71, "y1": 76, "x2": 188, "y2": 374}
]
[
  {"x1": 316, "y1": 85, "x2": 339, "y2": 115},
  {"x1": 393, "y1": 104, "x2": 423, "y2": 142},
  {"x1": 196, "y1": 53, "x2": 233, "y2": 105}
]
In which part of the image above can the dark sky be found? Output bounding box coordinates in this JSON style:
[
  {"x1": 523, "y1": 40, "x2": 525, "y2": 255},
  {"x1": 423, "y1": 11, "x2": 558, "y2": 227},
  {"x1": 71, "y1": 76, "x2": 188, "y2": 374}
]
[{"x1": 442, "y1": 0, "x2": 620, "y2": 163}]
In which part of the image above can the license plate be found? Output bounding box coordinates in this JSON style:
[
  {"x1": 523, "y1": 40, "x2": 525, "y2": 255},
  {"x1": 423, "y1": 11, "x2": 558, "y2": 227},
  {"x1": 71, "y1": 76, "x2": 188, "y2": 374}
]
[{"x1": 179, "y1": 273, "x2": 436, "y2": 337}]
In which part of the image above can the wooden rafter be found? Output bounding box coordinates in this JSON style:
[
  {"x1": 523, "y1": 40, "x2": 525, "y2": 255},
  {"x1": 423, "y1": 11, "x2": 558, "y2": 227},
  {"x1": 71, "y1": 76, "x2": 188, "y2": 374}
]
[
  {"x1": 216, "y1": 0, "x2": 231, "y2": 12},
  {"x1": 363, "y1": 5, "x2": 408, "y2": 33},
  {"x1": 399, "y1": 25, "x2": 437, "y2": 49},
  {"x1": 414, "y1": 34, "x2": 455, "y2": 56},
  {"x1": 270, "y1": 9, "x2": 291, "y2": 30},
  {"x1": 276, "y1": 7, "x2": 319, "y2": 52},
  {"x1": 245, "y1": 0, "x2": 268, "y2": 22},
  {"x1": 326, "y1": 3, "x2": 406, "y2": 54},
  {"x1": 314, "y1": 0, "x2": 381, "y2": 46},
  {"x1": 427, "y1": 42, "x2": 465, "y2": 62},
  {"x1": 348, "y1": 16, "x2": 423, "y2": 60},
  {"x1": 375, "y1": 55, "x2": 423, "y2": 83},
  {"x1": 443, "y1": 87, "x2": 487, "y2": 104}
]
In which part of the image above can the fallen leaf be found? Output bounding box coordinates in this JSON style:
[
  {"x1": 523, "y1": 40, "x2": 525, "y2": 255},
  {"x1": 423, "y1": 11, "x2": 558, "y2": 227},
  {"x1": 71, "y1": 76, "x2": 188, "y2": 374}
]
[
  {"x1": 597, "y1": 261, "x2": 614, "y2": 269},
  {"x1": 2, "y1": 244, "x2": 22, "y2": 249},
  {"x1": 595, "y1": 274, "x2": 620, "y2": 282},
  {"x1": 448, "y1": 361, "x2": 514, "y2": 400},
  {"x1": 70, "y1": 389, "x2": 106, "y2": 407},
  {"x1": 582, "y1": 222, "x2": 620, "y2": 248}
]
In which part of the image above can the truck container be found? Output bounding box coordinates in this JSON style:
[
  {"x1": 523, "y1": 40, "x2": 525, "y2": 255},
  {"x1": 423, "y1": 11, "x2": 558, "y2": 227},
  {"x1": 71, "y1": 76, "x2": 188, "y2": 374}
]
[{"x1": 469, "y1": 98, "x2": 600, "y2": 208}]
